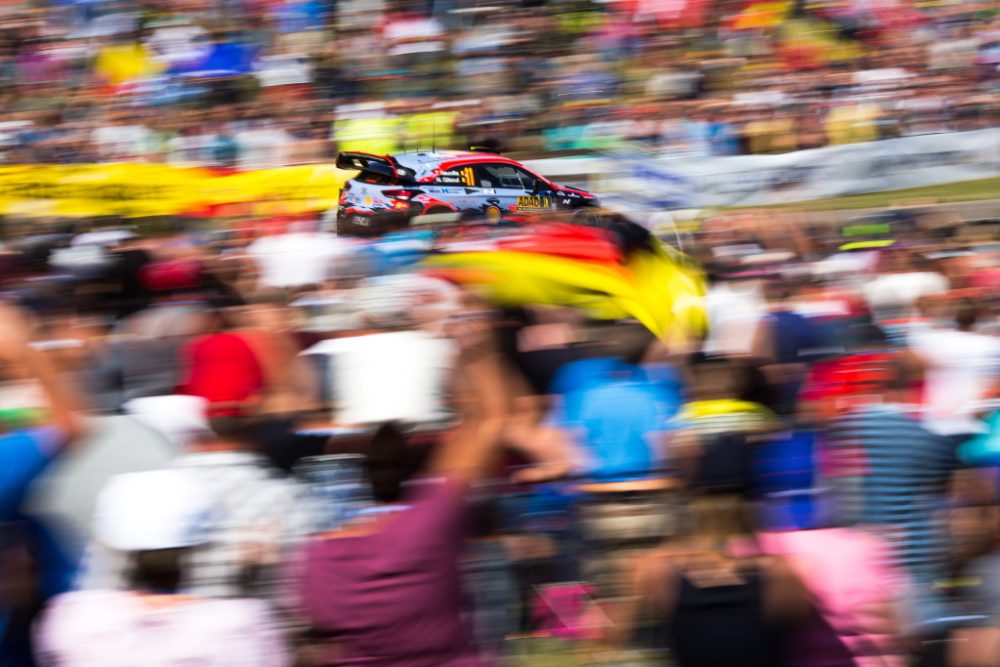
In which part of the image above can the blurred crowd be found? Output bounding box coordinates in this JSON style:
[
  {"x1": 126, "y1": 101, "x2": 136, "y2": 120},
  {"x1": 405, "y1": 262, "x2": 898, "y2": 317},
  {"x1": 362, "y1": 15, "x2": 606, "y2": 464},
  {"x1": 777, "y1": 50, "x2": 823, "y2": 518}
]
[
  {"x1": 3, "y1": 0, "x2": 1000, "y2": 665},
  {"x1": 3, "y1": 203, "x2": 1000, "y2": 667},
  {"x1": 0, "y1": 0, "x2": 998, "y2": 165}
]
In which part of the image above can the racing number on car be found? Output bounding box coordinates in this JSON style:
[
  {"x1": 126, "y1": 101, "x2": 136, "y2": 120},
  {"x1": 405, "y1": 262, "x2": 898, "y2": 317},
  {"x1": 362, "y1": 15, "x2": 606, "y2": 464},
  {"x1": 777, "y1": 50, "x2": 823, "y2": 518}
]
[
  {"x1": 461, "y1": 167, "x2": 475, "y2": 187},
  {"x1": 516, "y1": 196, "x2": 550, "y2": 210}
]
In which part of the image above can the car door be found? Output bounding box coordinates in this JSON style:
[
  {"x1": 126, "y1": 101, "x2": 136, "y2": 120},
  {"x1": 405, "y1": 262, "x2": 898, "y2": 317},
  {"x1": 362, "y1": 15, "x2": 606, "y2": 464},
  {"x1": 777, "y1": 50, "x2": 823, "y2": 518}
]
[
  {"x1": 424, "y1": 163, "x2": 481, "y2": 214},
  {"x1": 472, "y1": 162, "x2": 552, "y2": 219}
]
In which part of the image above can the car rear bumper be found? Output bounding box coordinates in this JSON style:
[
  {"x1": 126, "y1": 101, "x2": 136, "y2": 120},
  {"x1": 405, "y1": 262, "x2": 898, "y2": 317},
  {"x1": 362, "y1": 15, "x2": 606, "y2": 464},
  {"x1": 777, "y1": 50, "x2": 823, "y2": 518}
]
[{"x1": 335, "y1": 208, "x2": 409, "y2": 237}]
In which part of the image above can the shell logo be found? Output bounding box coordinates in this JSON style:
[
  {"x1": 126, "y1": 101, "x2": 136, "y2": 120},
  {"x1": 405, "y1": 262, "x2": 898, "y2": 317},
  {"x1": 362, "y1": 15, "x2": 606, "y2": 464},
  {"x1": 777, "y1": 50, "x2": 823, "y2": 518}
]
[{"x1": 363, "y1": 196, "x2": 373, "y2": 207}]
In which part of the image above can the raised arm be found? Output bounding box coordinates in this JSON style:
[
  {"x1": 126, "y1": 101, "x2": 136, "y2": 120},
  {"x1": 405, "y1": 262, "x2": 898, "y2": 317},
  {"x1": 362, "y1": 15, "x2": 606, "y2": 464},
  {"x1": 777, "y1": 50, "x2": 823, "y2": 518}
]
[
  {"x1": 428, "y1": 310, "x2": 509, "y2": 482},
  {"x1": 0, "y1": 303, "x2": 82, "y2": 444}
]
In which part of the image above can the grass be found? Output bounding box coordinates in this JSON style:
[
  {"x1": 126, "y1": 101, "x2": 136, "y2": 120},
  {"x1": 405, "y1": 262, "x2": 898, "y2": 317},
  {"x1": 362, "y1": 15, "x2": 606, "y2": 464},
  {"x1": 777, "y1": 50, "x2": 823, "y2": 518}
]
[
  {"x1": 505, "y1": 638, "x2": 669, "y2": 667},
  {"x1": 731, "y1": 177, "x2": 1000, "y2": 212}
]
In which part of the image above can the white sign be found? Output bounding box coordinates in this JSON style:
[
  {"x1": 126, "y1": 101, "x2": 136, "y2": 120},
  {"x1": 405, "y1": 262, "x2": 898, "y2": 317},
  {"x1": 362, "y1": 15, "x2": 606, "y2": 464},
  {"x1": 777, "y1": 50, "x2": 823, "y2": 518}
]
[{"x1": 525, "y1": 129, "x2": 1000, "y2": 211}]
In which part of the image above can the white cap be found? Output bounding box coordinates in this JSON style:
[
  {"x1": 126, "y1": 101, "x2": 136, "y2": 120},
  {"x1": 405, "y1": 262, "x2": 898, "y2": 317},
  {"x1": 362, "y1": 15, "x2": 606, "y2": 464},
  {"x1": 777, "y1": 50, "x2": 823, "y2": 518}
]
[
  {"x1": 124, "y1": 395, "x2": 212, "y2": 448},
  {"x1": 94, "y1": 469, "x2": 216, "y2": 552}
]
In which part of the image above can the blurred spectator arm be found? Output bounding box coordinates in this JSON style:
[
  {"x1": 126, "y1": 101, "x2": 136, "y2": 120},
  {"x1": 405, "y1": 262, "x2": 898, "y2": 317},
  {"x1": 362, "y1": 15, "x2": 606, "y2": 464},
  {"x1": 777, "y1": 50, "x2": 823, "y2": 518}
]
[
  {"x1": 428, "y1": 321, "x2": 509, "y2": 482},
  {"x1": 242, "y1": 324, "x2": 320, "y2": 415},
  {"x1": 668, "y1": 429, "x2": 703, "y2": 486},
  {"x1": 950, "y1": 628, "x2": 1000, "y2": 667},
  {"x1": 0, "y1": 303, "x2": 83, "y2": 444},
  {"x1": 507, "y1": 395, "x2": 579, "y2": 484},
  {"x1": 615, "y1": 550, "x2": 678, "y2": 649},
  {"x1": 763, "y1": 555, "x2": 811, "y2": 622}
]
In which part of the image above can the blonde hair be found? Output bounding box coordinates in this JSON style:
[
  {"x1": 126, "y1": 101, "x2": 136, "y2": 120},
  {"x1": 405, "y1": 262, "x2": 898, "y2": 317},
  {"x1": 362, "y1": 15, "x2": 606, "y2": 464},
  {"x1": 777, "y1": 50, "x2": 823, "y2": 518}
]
[{"x1": 686, "y1": 493, "x2": 755, "y2": 549}]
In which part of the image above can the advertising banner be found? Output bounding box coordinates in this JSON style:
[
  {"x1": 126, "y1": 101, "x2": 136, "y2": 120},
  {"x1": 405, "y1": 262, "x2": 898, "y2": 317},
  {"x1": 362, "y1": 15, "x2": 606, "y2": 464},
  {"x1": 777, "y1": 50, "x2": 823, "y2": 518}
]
[
  {"x1": 526, "y1": 129, "x2": 1000, "y2": 211},
  {"x1": 0, "y1": 163, "x2": 353, "y2": 219}
]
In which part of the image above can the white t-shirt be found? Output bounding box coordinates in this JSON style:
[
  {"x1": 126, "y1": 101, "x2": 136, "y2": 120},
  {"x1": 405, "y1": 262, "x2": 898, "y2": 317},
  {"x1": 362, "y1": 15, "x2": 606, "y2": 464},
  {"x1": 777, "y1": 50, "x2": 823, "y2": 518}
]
[
  {"x1": 303, "y1": 332, "x2": 456, "y2": 425},
  {"x1": 909, "y1": 327, "x2": 1000, "y2": 435},
  {"x1": 246, "y1": 232, "x2": 348, "y2": 289},
  {"x1": 123, "y1": 395, "x2": 211, "y2": 448},
  {"x1": 35, "y1": 591, "x2": 289, "y2": 667},
  {"x1": 861, "y1": 271, "x2": 949, "y2": 322},
  {"x1": 703, "y1": 281, "x2": 766, "y2": 356}
]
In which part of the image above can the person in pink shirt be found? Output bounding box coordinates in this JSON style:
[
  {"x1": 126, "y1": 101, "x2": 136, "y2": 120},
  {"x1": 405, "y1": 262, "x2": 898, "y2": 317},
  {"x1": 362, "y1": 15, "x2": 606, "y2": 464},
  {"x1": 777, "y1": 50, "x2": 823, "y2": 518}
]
[{"x1": 759, "y1": 528, "x2": 909, "y2": 667}]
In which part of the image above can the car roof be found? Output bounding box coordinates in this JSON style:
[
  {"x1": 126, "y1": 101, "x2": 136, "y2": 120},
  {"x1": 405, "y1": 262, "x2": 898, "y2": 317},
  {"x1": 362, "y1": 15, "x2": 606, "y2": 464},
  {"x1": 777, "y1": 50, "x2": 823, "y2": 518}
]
[{"x1": 391, "y1": 151, "x2": 521, "y2": 170}]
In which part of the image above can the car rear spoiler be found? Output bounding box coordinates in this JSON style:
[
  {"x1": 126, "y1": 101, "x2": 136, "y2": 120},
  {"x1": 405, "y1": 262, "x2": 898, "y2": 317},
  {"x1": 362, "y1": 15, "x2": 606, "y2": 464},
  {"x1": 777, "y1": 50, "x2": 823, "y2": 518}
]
[{"x1": 336, "y1": 152, "x2": 397, "y2": 178}]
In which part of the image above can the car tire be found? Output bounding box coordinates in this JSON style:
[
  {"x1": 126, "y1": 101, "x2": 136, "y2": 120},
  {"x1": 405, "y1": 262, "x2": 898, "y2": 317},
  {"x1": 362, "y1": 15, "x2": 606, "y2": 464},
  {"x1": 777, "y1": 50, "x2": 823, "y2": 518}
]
[{"x1": 481, "y1": 205, "x2": 504, "y2": 224}]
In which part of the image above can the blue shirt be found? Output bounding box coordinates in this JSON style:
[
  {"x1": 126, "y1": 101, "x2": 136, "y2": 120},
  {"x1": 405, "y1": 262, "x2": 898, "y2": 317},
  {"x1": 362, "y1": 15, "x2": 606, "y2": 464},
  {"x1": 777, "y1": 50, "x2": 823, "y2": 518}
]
[
  {"x1": 1, "y1": 427, "x2": 64, "y2": 662},
  {"x1": 550, "y1": 358, "x2": 680, "y2": 482},
  {"x1": 1, "y1": 427, "x2": 60, "y2": 521}
]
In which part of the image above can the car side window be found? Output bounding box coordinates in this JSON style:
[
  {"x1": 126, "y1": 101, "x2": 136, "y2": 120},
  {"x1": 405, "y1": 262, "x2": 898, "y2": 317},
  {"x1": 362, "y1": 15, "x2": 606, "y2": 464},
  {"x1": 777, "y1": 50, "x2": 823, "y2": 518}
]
[{"x1": 474, "y1": 163, "x2": 538, "y2": 191}]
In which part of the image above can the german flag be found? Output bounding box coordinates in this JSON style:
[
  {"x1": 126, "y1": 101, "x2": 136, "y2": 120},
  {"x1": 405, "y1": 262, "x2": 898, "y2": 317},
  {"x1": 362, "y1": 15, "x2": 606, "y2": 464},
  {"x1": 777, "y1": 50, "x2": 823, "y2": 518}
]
[{"x1": 424, "y1": 222, "x2": 706, "y2": 342}]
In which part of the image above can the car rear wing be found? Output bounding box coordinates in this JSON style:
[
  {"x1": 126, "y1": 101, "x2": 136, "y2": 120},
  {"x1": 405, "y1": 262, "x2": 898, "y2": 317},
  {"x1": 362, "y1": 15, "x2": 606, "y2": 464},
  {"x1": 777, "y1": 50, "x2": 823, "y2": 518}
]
[{"x1": 336, "y1": 152, "x2": 397, "y2": 178}]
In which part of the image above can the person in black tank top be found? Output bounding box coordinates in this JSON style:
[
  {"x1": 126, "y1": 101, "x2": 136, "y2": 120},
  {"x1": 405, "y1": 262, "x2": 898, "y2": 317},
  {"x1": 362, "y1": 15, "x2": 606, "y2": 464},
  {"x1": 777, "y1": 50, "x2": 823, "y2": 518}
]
[
  {"x1": 670, "y1": 561, "x2": 784, "y2": 667},
  {"x1": 624, "y1": 493, "x2": 809, "y2": 667}
]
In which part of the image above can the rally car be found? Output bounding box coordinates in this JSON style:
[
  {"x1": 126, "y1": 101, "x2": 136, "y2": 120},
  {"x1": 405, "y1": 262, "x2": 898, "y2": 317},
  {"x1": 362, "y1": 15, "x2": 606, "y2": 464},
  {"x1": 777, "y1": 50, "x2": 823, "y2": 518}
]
[{"x1": 335, "y1": 150, "x2": 599, "y2": 235}]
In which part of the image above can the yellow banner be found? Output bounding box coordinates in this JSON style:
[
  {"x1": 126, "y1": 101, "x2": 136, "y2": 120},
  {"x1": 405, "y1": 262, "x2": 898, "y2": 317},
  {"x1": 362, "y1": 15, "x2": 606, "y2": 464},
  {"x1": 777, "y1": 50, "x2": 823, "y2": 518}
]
[{"x1": 0, "y1": 163, "x2": 356, "y2": 219}]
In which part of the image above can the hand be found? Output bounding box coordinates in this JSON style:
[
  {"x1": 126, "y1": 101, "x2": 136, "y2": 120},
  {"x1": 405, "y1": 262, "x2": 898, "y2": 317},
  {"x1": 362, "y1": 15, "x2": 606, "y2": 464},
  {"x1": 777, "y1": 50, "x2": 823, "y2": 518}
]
[
  {"x1": 0, "y1": 302, "x2": 36, "y2": 358},
  {"x1": 446, "y1": 308, "x2": 496, "y2": 361}
]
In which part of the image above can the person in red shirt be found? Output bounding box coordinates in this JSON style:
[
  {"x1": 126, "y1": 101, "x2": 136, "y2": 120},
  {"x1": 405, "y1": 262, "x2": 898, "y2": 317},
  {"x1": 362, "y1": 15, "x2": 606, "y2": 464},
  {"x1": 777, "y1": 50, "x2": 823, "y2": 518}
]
[{"x1": 177, "y1": 302, "x2": 266, "y2": 418}]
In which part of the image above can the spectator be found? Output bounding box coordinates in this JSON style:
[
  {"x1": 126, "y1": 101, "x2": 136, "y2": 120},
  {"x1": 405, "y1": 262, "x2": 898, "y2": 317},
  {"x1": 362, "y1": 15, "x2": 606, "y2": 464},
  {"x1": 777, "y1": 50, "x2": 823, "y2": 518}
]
[
  {"x1": 945, "y1": 479, "x2": 1000, "y2": 667},
  {"x1": 822, "y1": 359, "x2": 959, "y2": 646},
  {"x1": 0, "y1": 303, "x2": 82, "y2": 663},
  {"x1": 861, "y1": 250, "x2": 950, "y2": 332},
  {"x1": 244, "y1": 218, "x2": 349, "y2": 291},
  {"x1": 825, "y1": 101, "x2": 881, "y2": 145},
  {"x1": 544, "y1": 321, "x2": 682, "y2": 649},
  {"x1": 301, "y1": 277, "x2": 457, "y2": 427},
  {"x1": 907, "y1": 301, "x2": 1000, "y2": 442},
  {"x1": 35, "y1": 468, "x2": 291, "y2": 667},
  {"x1": 754, "y1": 281, "x2": 820, "y2": 416},
  {"x1": 104, "y1": 261, "x2": 210, "y2": 405},
  {"x1": 77, "y1": 414, "x2": 314, "y2": 600},
  {"x1": 625, "y1": 491, "x2": 810, "y2": 667},
  {"x1": 295, "y1": 312, "x2": 513, "y2": 667},
  {"x1": 759, "y1": 523, "x2": 909, "y2": 667},
  {"x1": 177, "y1": 301, "x2": 269, "y2": 419},
  {"x1": 706, "y1": 108, "x2": 740, "y2": 156}
]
